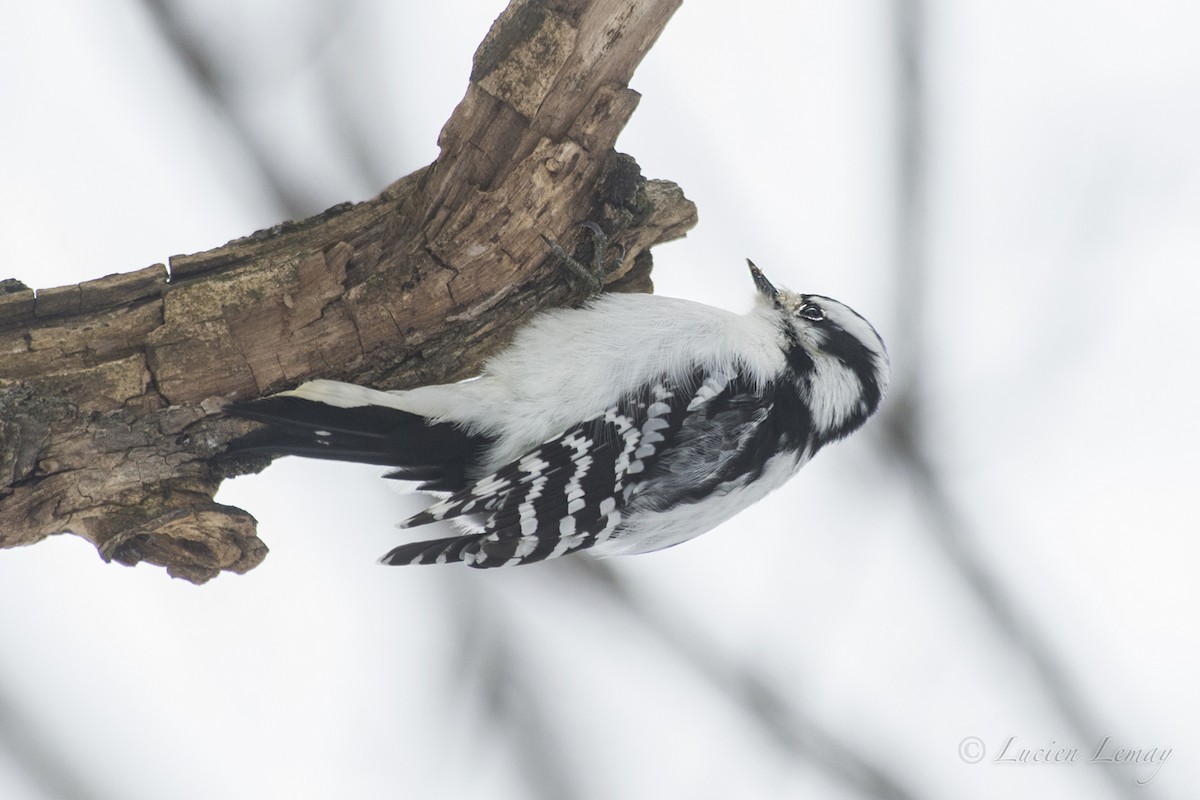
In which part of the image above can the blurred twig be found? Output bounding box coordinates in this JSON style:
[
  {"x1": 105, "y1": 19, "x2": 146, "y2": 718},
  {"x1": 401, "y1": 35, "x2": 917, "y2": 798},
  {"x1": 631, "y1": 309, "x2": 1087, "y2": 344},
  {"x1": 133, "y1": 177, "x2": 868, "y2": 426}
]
[
  {"x1": 0, "y1": 690, "x2": 111, "y2": 800},
  {"x1": 884, "y1": 3, "x2": 1158, "y2": 799},
  {"x1": 559, "y1": 560, "x2": 926, "y2": 800},
  {"x1": 448, "y1": 580, "x2": 585, "y2": 800},
  {"x1": 319, "y1": 50, "x2": 395, "y2": 194},
  {"x1": 139, "y1": 0, "x2": 352, "y2": 218}
]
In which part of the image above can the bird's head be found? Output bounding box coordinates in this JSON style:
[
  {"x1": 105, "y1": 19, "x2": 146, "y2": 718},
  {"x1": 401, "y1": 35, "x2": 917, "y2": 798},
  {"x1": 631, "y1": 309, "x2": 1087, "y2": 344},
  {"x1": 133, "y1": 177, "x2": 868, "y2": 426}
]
[{"x1": 747, "y1": 260, "x2": 890, "y2": 441}]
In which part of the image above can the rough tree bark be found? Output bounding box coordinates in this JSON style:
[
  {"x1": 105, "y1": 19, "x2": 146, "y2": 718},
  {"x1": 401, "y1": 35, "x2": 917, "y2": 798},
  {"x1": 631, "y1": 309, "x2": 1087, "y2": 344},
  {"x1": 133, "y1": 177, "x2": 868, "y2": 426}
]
[{"x1": 0, "y1": 0, "x2": 696, "y2": 583}]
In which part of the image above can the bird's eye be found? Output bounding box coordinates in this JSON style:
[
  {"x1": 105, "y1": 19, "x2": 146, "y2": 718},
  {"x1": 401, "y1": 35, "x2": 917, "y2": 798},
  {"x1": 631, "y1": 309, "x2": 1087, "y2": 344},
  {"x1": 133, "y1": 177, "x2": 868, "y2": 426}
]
[{"x1": 799, "y1": 303, "x2": 825, "y2": 322}]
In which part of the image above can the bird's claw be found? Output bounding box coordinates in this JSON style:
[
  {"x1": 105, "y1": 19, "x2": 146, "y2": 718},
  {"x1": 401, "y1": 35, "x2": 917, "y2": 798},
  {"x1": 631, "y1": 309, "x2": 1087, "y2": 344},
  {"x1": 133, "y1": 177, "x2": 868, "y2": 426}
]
[{"x1": 543, "y1": 222, "x2": 625, "y2": 296}]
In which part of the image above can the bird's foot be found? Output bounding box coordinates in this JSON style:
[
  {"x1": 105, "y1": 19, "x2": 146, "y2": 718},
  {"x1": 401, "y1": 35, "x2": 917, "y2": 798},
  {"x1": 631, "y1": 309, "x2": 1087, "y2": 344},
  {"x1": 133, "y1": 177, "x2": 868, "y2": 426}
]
[{"x1": 542, "y1": 221, "x2": 625, "y2": 296}]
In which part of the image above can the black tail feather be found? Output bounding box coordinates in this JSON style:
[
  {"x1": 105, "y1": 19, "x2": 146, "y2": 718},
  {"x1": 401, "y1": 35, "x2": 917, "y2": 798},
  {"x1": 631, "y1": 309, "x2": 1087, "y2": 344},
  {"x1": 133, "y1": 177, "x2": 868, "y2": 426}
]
[{"x1": 226, "y1": 396, "x2": 492, "y2": 494}]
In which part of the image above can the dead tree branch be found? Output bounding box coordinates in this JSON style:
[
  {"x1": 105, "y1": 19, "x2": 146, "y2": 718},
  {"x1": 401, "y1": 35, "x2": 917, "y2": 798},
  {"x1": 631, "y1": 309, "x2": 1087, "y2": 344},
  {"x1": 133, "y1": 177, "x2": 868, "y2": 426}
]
[{"x1": 0, "y1": 0, "x2": 695, "y2": 583}]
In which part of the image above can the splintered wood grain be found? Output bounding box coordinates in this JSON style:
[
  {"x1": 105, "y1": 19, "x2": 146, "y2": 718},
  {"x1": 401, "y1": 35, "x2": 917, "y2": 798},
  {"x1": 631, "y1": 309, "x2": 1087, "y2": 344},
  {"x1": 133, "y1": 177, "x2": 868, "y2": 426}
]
[{"x1": 0, "y1": 0, "x2": 693, "y2": 583}]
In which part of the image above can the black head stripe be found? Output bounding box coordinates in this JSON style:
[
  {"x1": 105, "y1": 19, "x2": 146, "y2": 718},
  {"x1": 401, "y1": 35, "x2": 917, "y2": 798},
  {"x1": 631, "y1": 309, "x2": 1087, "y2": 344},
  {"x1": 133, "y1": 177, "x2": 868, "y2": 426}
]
[{"x1": 817, "y1": 324, "x2": 885, "y2": 414}]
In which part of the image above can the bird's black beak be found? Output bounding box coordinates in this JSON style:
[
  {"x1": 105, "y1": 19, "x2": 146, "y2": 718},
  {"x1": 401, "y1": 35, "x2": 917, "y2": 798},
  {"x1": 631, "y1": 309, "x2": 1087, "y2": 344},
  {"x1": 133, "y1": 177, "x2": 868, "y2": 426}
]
[{"x1": 747, "y1": 259, "x2": 779, "y2": 301}]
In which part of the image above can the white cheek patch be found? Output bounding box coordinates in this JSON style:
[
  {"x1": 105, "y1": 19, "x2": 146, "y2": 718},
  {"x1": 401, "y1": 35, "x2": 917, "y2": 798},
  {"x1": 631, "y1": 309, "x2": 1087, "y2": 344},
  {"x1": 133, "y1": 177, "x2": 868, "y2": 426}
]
[{"x1": 806, "y1": 358, "x2": 865, "y2": 433}]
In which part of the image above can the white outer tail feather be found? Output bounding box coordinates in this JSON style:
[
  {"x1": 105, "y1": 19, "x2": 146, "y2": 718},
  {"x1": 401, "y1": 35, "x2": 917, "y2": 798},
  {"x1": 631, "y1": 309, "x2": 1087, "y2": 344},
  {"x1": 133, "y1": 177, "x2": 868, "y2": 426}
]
[{"x1": 281, "y1": 379, "x2": 412, "y2": 411}]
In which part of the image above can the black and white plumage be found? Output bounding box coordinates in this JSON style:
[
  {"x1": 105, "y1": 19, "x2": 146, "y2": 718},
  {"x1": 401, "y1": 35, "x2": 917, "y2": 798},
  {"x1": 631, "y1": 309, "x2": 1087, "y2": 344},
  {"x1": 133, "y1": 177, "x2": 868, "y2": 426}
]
[{"x1": 227, "y1": 261, "x2": 889, "y2": 568}]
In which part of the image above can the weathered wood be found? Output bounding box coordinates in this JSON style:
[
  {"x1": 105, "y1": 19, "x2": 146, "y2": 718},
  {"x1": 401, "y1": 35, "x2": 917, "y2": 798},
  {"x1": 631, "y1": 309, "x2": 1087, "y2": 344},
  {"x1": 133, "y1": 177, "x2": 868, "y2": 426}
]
[
  {"x1": 0, "y1": 0, "x2": 694, "y2": 583},
  {"x1": 0, "y1": 281, "x2": 35, "y2": 326}
]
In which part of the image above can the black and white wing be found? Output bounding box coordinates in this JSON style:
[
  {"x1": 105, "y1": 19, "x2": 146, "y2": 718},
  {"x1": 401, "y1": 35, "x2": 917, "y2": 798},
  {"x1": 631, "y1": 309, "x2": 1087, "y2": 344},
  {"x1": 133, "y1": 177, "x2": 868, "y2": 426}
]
[
  {"x1": 382, "y1": 367, "x2": 782, "y2": 567},
  {"x1": 629, "y1": 372, "x2": 812, "y2": 513},
  {"x1": 381, "y1": 411, "x2": 641, "y2": 567}
]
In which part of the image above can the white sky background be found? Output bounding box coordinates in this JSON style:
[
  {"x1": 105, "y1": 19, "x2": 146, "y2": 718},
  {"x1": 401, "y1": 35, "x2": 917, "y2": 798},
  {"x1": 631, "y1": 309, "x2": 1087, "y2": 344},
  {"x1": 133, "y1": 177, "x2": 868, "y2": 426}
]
[{"x1": 1, "y1": 1, "x2": 1198, "y2": 799}]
